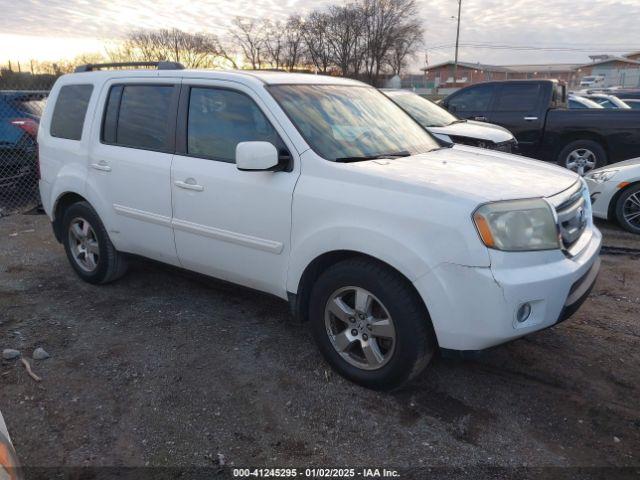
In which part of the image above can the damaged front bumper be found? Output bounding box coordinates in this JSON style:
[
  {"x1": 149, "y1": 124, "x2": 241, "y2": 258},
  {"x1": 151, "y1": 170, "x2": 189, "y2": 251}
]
[{"x1": 413, "y1": 226, "x2": 602, "y2": 351}]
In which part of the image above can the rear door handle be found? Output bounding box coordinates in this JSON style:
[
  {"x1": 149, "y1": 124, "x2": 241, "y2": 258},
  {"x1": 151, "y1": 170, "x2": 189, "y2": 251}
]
[
  {"x1": 174, "y1": 179, "x2": 204, "y2": 192},
  {"x1": 524, "y1": 116, "x2": 539, "y2": 121},
  {"x1": 90, "y1": 161, "x2": 111, "y2": 172}
]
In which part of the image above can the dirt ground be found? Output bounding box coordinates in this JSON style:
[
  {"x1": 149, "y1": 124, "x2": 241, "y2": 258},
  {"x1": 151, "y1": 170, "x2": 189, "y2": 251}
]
[{"x1": 0, "y1": 212, "x2": 639, "y2": 476}]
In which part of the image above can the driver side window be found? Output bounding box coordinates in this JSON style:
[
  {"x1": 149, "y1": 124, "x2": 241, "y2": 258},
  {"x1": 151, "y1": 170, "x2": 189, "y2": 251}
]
[{"x1": 187, "y1": 87, "x2": 284, "y2": 163}]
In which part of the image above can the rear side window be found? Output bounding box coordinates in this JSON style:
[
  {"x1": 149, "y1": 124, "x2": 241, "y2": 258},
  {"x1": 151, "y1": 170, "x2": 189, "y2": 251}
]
[
  {"x1": 102, "y1": 84, "x2": 175, "y2": 151},
  {"x1": 447, "y1": 84, "x2": 495, "y2": 112},
  {"x1": 493, "y1": 84, "x2": 540, "y2": 112},
  {"x1": 50, "y1": 85, "x2": 93, "y2": 140},
  {"x1": 187, "y1": 87, "x2": 282, "y2": 163}
]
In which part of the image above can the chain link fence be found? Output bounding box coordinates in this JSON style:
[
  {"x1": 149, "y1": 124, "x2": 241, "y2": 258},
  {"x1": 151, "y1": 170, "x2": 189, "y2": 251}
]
[{"x1": 0, "y1": 72, "x2": 54, "y2": 217}]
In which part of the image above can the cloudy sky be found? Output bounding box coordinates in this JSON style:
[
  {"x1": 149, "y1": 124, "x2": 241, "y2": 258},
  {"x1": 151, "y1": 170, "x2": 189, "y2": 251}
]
[{"x1": 1, "y1": 0, "x2": 639, "y2": 70}]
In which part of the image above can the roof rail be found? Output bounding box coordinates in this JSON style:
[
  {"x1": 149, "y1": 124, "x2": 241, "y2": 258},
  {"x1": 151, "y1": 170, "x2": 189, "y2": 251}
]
[{"x1": 74, "y1": 61, "x2": 185, "y2": 73}]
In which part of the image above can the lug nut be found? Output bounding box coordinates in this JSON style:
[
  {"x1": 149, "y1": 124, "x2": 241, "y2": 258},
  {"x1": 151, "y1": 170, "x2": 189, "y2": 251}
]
[
  {"x1": 366, "y1": 324, "x2": 372, "y2": 330},
  {"x1": 359, "y1": 313, "x2": 365, "y2": 320},
  {"x1": 362, "y1": 333, "x2": 369, "y2": 341},
  {"x1": 351, "y1": 329, "x2": 358, "y2": 336},
  {"x1": 349, "y1": 317, "x2": 355, "y2": 323}
]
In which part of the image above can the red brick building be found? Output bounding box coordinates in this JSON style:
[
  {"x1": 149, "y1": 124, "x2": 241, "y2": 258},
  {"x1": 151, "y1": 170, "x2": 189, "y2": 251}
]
[
  {"x1": 422, "y1": 61, "x2": 580, "y2": 89},
  {"x1": 422, "y1": 51, "x2": 640, "y2": 90}
]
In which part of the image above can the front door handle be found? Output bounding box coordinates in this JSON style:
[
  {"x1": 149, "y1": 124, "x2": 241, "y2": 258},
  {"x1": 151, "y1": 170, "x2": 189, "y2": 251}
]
[
  {"x1": 90, "y1": 161, "x2": 111, "y2": 172},
  {"x1": 524, "y1": 116, "x2": 539, "y2": 121},
  {"x1": 174, "y1": 179, "x2": 204, "y2": 192},
  {"x1": 473, "y1": 116, "x2": 487, "y2": 121}
]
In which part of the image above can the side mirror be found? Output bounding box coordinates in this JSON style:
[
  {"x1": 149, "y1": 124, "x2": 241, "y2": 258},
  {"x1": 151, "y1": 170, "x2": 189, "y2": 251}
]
[{"x1": 236, "y1": 141, "x2": 279, "y2": 171}]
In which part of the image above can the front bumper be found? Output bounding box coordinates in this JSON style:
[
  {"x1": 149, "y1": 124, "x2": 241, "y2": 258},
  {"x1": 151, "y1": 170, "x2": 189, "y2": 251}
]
[{"x1": 414, "y1": 226, "x2": 602, "y2": 351}]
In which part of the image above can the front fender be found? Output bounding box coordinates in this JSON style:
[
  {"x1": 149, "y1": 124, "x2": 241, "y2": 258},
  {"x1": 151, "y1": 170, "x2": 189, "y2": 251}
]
[{"x1": 287, "y1": 226, "x2": 432, "y2": 294}]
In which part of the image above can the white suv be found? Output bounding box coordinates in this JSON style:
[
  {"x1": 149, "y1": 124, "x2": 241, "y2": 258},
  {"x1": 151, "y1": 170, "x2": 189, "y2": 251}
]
[{"x1": 38, "y1": 62, "x2": 602, "y2": 390}]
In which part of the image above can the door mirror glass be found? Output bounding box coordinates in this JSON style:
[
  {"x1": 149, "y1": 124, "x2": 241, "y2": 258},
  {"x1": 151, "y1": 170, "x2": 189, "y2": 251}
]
[{"x1": 236, "y1": 141, "x2": 279, "y2": 171}]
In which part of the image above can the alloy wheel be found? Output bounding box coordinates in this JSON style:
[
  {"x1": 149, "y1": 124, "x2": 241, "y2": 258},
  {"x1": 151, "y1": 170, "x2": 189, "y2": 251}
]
[
  {"x1": 622, "y1": 192, "x2": 640, "y2": 229},
  {"x1": 324, "y1": 286, "x2": 396, "y2": 370},
  {"x1": 565, "y1": 149, "x2": 597, "y2": 176},
  {"x1": 68, "y1": 217, "x2": 100, "y2": 272}
]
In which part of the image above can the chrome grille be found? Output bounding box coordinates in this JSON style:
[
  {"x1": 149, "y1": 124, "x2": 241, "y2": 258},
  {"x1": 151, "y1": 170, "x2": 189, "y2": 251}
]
[{"x1": 551, "y1": 181, "x2": 588, "y2": 250}]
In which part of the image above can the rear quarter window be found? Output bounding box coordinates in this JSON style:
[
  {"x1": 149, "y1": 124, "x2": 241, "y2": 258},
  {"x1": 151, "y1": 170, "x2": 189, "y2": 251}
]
[
  {"x1": 102, "y1": 84, "x2": 175, "y2": 152},
  {"x1": 50, "y1": 85, "x2": 93, "y2": 140},
  {"x1": 493, "y1": 84, "x2": 540, "y2": 112}
]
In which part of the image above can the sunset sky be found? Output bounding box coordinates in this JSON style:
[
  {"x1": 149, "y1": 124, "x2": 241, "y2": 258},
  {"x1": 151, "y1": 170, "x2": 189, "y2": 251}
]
[{"x1": 1, "y1": 0, "x2": 639, "y2": 70}]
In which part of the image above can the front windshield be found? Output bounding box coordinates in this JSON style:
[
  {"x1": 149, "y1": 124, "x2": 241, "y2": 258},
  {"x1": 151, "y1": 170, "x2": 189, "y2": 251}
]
[
  {"x1": 268, "y1": 85, "x2": 439, "y2": 161},
  {"x1": 389, "y1": 92, "x2": 458, "y2": 128}
]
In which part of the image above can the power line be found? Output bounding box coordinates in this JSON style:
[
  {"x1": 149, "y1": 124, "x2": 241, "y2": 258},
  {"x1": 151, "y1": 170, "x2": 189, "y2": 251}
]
[{"x1": 427, "y1": 43, "x2": 640, "y2": 53}]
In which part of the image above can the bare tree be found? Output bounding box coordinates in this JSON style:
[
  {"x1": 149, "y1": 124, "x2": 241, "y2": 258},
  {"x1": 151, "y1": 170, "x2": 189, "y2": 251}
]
[
  {"x1": 109, "y1": 29, "x2": 228, "y2": 69},
  {"x1": 360, "y1": 0, "x2": 423, "y2": 85},
  {"x1": 282, "y1": 15, "x2": 306, "y2": 72},
  {"x1": 263, "y1": 20, "x2": 285, "y2": 69},
  {"x1": 302, "y1": 11, "x2": 333, "y2": 74},
  {"x1": 229, "y1": 17, "x2": 266, "y2": 69},
  {"x1": 387, "y1": 21, "x2": 423, "y2": 75},
  {"x1": 324, "y1": 4, "x2": 366, "y2": 77}
]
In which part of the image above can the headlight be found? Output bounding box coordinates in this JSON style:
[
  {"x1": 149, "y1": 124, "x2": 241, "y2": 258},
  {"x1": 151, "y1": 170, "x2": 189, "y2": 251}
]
[
  {"x1": 473, "y1": 198, "x2": 559, "y2": 251},
  {"x1": 0, "y1": 432, "x2": 22, "y2": 480},
  {"x1": 585, "y1": 169, "x2": 618, "y2": 183}
]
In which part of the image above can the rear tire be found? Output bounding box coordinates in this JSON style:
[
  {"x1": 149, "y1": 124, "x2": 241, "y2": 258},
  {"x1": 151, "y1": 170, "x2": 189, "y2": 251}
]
[
  {"x1": 614, "y1": 184, "x2": 640, "y2": 234},
  {"x1": 308, "y1": 257, "x2": 435, "y2": 390},
  {"x1": 557, "y1": 140, "x2": 607, "y2": 176},
  {"x1": 62, "y1": 201, "x2": 128, "y2": 284}
]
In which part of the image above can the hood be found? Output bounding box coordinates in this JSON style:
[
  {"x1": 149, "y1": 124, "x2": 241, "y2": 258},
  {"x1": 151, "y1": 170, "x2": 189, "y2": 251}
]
[
  {"x1": 428, "y1": 120, "x2": 514, "y2": 144},
  {"x1": 346, "y1": 145, "x2": 579, "y2": 203},
  {"x1": 592, "y1": 157, "x2": 640, "y2": 172}
]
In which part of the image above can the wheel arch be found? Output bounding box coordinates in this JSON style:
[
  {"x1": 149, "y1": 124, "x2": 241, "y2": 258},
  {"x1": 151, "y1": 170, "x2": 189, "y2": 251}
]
[
  {"x1": 51, "y1": 192, "x2": 89, "y2": 243},
  {"x1": 287, "y1": 249, "x2": 431, "y2": 326},
  {"x1": 555, "y1": 132, "x2": 609, "y2": 164}
]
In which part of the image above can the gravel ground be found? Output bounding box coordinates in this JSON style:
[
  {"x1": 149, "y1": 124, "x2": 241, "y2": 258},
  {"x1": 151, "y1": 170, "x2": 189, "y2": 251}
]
[{"x1": 0, "y1": 213, "x2": 639, "y2": 477}]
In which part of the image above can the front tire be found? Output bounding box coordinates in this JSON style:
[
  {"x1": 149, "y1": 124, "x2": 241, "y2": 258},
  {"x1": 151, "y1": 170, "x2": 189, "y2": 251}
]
[
  {"x1": 309, "y1": 258, "x2": 435, "y2": 390},
  {"x1": 62, "y1": 201, "x2": 128, "y2": 284},
  {"x1": 614, "y1": 184, "x2": 640, "y2": 234},
  {"x1": 557, "y1": 140, "x2": 607, "y2": 176}
]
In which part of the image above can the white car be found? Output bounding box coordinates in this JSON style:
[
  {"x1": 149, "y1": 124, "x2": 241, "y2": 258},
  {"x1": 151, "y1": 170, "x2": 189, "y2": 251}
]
[
  {"x1": 568, "y1": 95, "x2": 604, "y2": 109},
  {"x1": 579, "y1": 75, "x2": 605, "y2": 88},
  {"x1": 38, "y1": 62, "x2": 602, "y2": 389},
  {"x1": 585, "y1": 158, "x2": 640, "y2": 234},
  {"x1": 0, "y1": 410, "x2": 21, "y2": 479},
  {"x1": 383, "y1": 89, "x2": 517, "y2": 152},
  {"x1": 579, "y1": 93, "x2": 630, "y2": 109}
]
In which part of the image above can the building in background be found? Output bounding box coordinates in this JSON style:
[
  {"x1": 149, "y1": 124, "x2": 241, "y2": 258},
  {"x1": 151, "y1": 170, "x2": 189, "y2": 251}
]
[
  {"x1": 422, "y1": 51, "x2": 640, "y2": 92},
  {"x1": 577, "y1": 55, "x2": 640, "y2": 88}
]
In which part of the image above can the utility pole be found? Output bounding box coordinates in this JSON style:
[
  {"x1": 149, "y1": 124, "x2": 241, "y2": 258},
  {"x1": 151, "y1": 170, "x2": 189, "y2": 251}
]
[{"x1": 453, "y1": 0, "x2": 462, "y2": 87}]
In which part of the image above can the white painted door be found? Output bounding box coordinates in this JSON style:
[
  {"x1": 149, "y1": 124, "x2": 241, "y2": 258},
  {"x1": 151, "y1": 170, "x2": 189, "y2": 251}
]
[
  {"x1": 87, "y1": 80, "x2": 180, "y2": 265},
  {"x1": 171, "y1": 85, "x2": 299, "y2": 297}
]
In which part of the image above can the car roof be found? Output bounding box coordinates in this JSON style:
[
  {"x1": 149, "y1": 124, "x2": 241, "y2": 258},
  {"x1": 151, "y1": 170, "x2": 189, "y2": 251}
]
[{"x1": 60, "y1": 69, "x2": 367, "y2": 88}]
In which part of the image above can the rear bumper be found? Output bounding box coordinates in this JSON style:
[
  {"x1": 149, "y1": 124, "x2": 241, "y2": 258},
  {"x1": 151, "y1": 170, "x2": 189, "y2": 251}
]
[{"x1": 414, "y1": 226, "x2": 602, "y2": 351}]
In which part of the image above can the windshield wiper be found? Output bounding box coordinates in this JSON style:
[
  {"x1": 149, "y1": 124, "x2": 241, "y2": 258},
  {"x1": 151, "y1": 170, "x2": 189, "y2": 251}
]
[{"x1": 335, "y1": 151, "x2": 411, "y2": 162}]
